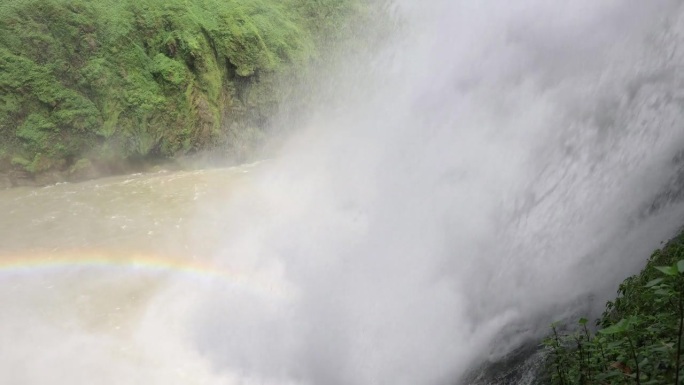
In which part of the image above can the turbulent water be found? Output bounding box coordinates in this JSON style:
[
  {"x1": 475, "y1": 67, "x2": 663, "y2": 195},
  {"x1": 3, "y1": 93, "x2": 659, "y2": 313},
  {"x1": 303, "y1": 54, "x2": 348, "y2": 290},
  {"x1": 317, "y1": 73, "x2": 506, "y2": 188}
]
[{"x1": 5, "y1": 1, "x2": 684, "y2": 384}]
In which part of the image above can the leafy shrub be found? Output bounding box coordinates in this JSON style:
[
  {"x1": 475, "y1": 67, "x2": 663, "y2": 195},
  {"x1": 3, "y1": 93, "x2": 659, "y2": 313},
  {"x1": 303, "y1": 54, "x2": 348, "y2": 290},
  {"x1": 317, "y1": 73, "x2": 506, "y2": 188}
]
[{"x1": 544, "y1": 237, "x2": 684, "y2": 384}]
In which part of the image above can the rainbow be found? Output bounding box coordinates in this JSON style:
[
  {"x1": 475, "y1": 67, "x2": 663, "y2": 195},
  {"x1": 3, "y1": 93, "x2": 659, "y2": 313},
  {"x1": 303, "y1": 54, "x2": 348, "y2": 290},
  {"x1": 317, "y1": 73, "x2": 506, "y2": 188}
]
[{"x1": 0, "y1": 250, "x2": 294, "y2": 299}]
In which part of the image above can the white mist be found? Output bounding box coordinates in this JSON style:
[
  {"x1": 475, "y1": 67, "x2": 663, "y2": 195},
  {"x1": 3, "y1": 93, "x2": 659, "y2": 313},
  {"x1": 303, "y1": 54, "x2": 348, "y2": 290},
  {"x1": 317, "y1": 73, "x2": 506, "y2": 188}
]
[
  {"x1": 192, "y1": 1, "x2": 684, "y2": 384},
  {"x1": 4, "y1": 2, "x2": 684, "y2": 385}
]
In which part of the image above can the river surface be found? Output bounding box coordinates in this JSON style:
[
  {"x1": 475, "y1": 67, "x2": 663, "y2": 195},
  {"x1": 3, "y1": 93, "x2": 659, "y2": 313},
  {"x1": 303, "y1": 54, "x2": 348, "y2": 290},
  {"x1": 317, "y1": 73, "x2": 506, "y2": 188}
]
[
  {"x1": 0, "y1": 164, "x2": 299, "y2": 385},
  {"x1": 0, "y1": 166, "x2": 253, "y2": 254}
]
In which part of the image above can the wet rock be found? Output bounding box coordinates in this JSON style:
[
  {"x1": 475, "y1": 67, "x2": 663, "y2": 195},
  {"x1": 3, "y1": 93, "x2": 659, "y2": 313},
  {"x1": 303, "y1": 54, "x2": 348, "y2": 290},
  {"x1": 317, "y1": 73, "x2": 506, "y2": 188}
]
[
  {"x1": 462, "y1": 344, "x2": 547, "y2": 385},
  {"x1": 0, "y1": 174, "x2": 10, "y2": 189},
  {"x1": 7, "y1": 169, "x2": 36, "y2": 188},
  {"x1": 68, "y1": 158, "x2": 98, "y2": 182},
  {"x1": 34, "y1": 171, "x2": 66, "y2": 186}
]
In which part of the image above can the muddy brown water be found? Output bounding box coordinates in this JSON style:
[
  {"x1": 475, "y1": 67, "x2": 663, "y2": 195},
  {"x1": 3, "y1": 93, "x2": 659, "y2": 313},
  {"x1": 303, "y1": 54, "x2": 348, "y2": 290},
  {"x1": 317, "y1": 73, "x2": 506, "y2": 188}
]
[{"x1": 0, "y1": 164, "x2": 282, "y2": 385}]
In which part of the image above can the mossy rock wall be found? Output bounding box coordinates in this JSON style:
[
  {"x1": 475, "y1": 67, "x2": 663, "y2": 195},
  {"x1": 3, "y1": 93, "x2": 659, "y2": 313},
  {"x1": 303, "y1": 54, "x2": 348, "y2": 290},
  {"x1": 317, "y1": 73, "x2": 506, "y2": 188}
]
[{"x1": 0, "y1": 0, "x2": 367, "y2": 183}]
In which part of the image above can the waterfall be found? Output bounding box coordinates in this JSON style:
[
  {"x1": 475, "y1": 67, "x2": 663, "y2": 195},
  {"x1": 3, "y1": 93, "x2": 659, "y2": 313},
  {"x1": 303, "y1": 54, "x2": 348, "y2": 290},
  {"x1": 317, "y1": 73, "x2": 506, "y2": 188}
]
[{"x1": 194, "y1": 1, "x2": 684, "y2": 383}]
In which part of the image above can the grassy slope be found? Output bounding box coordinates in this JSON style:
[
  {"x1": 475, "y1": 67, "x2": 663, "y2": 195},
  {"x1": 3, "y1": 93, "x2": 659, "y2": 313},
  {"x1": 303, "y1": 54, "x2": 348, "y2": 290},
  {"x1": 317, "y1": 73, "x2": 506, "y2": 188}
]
[{"x1": 0, "y1": 0, "x2": 367, "y2": 181}]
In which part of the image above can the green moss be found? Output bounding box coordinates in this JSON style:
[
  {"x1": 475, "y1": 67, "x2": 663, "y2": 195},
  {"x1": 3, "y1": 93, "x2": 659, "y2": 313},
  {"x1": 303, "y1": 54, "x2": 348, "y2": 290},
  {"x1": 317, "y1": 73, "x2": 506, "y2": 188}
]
[
  {"x1": 10, "y1": 156, "x2": 30, "y2": 168},
  {"x1": 151, "y1": 53, "x2": 188, "y2": 85},
  {"x1": 69, "y1": 157, "x2": 93, "y2": 175},
  {"x1": 0, "y1": 0, "x2": 372, "y2": 176}
]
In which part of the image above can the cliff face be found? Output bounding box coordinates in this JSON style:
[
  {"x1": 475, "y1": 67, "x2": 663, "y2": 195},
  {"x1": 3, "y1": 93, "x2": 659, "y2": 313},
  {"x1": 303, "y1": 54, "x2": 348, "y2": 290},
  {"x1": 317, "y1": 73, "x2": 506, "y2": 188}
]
[{"x1": 0, "y1": 0, "x2": 367, "y2": 186}]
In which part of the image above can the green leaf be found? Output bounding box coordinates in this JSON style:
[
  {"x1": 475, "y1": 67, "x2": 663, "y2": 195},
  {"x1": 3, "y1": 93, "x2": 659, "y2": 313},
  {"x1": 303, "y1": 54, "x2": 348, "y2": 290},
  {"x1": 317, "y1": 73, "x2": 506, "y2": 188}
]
[
  {"x1": 595, "y1": 371, "x2": 623, "y2": 380},
  {"x1": 655, "y1": 265, "x2": 678, "y2": 276},
  {"x1": 651, "y1": 346, "x2": 673, "y2": 353},
  {"x1": 607, "y1": 340, "x2": 624, "y2": 349},
  {"x1": 599, "y1": 319, "x2": 628, "y2": 335},
  {"x1": 678, "y1": 259, "x2": 684, "y2": 273},
  {"x1": 654, "y1": 289, "x2": 670, "y2": 296},
  {"x1": 645, "y1": 278, "x2": 664, "y2": 287},
  {"x1": 578, "y1": 317, "x2": 588, "y2": 325}
]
